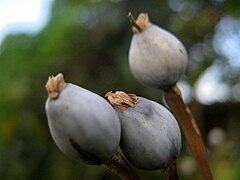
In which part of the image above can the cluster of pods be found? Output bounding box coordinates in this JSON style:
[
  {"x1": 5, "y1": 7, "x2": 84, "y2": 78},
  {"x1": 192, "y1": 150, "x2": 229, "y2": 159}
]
[{"x1": 45, "y1": 13, "x2": 188, "y2": 173}]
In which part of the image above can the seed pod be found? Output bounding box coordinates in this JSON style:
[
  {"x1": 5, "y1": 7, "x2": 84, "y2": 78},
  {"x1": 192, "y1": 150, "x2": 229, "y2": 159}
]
[
  {"x1": 106, "y1": 91, "x2": 181, "y2": 170},
  {"x1": 45, "y1": 73, "x2": 121, "y2": 165},
  {"x1": 128, "y1": 13, "x2": 188, "y2": 89}
]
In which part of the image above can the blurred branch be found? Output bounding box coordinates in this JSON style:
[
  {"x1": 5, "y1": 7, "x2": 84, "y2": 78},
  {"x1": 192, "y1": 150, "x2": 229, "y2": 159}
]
[{"x1": 164, "y1": 85, "x2": 213, "y2": 180}]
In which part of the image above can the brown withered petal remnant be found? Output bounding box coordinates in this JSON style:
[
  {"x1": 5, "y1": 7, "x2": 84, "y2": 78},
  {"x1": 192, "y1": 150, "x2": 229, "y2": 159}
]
[
  {"x1": 128, "y1": 12, "x2": 151, "y2": 33},
  {"x1": 105, "y1": 91, "x2": 138, "y2": 110},
  {"x1": 45, "y1": 73, "x2": 66, "y2": 100}
]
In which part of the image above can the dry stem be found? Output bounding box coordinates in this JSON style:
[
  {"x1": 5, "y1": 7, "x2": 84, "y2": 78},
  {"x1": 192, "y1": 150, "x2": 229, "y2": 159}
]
[
  {"x1": 104, "y1": 151, "x2": 141, "y2": 180},
  {"x1": 164, "y1": 85, "x2": 213, "y2": 180},
  {"x1": 164, "y1": 161, "x2": 179, "y2": 180}
]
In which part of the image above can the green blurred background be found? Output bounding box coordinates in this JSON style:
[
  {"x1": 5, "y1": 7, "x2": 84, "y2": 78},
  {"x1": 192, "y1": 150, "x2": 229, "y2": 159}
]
[{"x1": 0, "y1": 0, "x2": 240, "y2": 179}]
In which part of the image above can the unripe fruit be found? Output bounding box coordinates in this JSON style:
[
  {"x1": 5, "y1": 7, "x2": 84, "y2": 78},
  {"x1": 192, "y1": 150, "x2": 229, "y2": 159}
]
[
  {"x1": 45, "y1": 74, "x2": 121, "y2": 165},
  {"x1": 106, "y1": 91, "x2": 181, "y2": 170},
  {"x1": 128, "y1": 13, "x2": 188, "y2": 89}
]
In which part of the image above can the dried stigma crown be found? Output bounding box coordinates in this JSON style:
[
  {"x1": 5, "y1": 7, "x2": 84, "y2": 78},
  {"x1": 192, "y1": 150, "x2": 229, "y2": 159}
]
[
  {"x1": 45, "y1": 73, "x2": 66, "y2": 99},
  {"x1": 128, "y1": 12, "x2": 151, "y2": 33},
  {"x1": 105, "y1": 91, "x2": 138, "y2": 110}
]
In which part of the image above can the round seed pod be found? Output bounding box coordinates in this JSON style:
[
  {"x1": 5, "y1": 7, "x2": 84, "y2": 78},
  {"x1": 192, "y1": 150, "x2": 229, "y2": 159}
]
[
  {"x1": 45, "y1": 73, "x2": 121, "y2": 165},
  {"x1": 128, "y1": 13, "x2": 188, "y2": 89},
  {"x1": 106, "y1": 91, "x2": 181, "y2": 170}
]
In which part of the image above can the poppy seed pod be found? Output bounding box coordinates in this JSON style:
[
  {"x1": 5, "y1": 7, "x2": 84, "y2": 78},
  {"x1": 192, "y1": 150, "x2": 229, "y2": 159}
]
[
  {"x1": 45, "y1": 74, "x2": 121, "y2": 165},
  {"x1": 128, "y1": 13, "x2": 188, "y2": 89},
  {"x1": 106, "y1": 91, "x2": 181, "y2": 170}
]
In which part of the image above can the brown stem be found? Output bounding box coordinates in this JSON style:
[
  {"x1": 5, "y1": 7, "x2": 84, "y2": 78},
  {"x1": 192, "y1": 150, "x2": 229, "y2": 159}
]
[
  {"x1": 104, "y1": 151, "x2": 141, "y2": 180},
  {"x1": 164, "y1": 161, "x2": 179, "y2": 180},
  {"x1": 164, "y1": 85, "x2": 213, "y2": 180}
]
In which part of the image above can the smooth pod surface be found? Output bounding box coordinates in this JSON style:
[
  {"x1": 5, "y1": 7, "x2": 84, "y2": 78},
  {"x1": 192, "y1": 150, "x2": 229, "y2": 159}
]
[
  {"x1": 119, "y1": 97, "x2": 181, "y2": 170},
  {"x1": 45, "y1": 75, "x2": 121, "y2": 165},
  {"x1": 129, "y1": 13, "x2": 188, "y2": 89}
]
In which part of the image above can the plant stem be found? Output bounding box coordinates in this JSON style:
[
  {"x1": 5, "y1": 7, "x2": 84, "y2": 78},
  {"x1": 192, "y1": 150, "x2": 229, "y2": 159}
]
[
  {"x1": 104, "y1": 151, "x2": 141, "y2": 180},
  {"x1": 164, "y1": 161, "x2": 179, "y2": 180},
  {"x1": 164, "y1": 85, "x2": 213, "y2": 180}
]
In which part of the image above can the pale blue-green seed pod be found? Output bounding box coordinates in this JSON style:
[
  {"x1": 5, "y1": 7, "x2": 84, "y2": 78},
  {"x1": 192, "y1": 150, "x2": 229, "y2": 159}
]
[
  {"x1": 106, "y1": 91, "x2": 181, "y2": 170},
  {"x1": 45, "y1": 74, "x2": 121, "y2": 165},
  {"x1": 128, "y1": 13, "x2": 188, "y2": 89}
]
